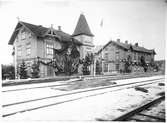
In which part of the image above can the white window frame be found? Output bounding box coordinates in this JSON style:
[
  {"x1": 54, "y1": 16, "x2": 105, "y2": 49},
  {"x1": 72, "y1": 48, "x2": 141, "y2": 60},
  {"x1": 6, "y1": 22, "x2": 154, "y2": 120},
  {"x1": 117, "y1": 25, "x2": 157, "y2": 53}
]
[
  {"x1": 115, "y1": 51, "x2": 120, "y2": 60},
  {"x1": 104, "y1": 53, "x2": 108, "y2": 60},
  {"x1": 46, "y1": 43, "x2": 54, "y2": 58},
  {"x1": 26, "y1": 43, "x2": 31, "y2": 56},
  {"x1": 104, "y1": 63, "x2": 108, "y2": 72}
]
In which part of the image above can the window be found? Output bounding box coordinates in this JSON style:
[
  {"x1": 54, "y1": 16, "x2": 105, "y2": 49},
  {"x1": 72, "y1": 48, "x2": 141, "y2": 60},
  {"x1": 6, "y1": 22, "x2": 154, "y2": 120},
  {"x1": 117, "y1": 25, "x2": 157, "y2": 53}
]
[
  {"x1": 134, "y1": 53, "x2": 136, "y2": 60},
  {"x1": 104, "y1": 63, "x2": 108, "y2": 72},
  {"x1": 26, "y1": 43, "x2": 31, "y2": 56},
  {"x1": 21, "y1": 31, "x2": 26, "y2": 40},
  {"x1": 116, "y1": 51, "x2": 119, "y2": 60},
  {"x1": 104, "y1": 53, "x2": 108, "y2": 60},
  {"x1": 46, "y1": 43, "x2": 54, "y2": 58},
  {"x1": 17, "y1": 46, "x2": 22, "y2": 57},
  {"x1": 116, "y1": 64, "x2": 119, "y2": 70}
]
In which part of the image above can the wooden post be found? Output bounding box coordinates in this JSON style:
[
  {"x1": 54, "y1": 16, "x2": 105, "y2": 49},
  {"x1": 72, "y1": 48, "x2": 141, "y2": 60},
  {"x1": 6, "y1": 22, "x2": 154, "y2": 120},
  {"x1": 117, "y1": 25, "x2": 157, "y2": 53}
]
[{"x1": 93, "y1": 55, "x2": 96, "y2": 77}]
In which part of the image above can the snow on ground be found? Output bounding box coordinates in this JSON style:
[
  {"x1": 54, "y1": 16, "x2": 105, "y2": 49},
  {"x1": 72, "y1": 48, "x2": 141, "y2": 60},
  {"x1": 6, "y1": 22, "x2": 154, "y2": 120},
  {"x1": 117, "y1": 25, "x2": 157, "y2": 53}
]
[
  {"x1": 3, "y1": 78, "x2": 165, "y2": 121},
  {"x1": 2, "y1": 75, "x2": 164, "y2": 106},
  {"x1": 140, "y1": 100, "x2": 165, "y2": 119},
  {"x1": 3, "y1": 75, "x2": 163, "y2": 92},
  {"x1": 2, "y1": 78, "x2": 80, "y2": 92},
  {"x1": 3, "y1": 79, "x2": 163, "y2": 116},
  {"x1": 2, "y1": 75, "x2": 163, "y2": 105}
]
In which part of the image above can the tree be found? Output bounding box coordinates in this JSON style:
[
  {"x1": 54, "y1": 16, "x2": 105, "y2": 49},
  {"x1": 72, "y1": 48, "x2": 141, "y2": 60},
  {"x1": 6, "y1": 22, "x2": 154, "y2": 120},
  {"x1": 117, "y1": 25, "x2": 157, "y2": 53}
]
[
  {"x1": 150, "y1": 58, "x2": 155, "y2": 68},
  {"x1": 18, "y1": 61, "x2": 28, "y2": 79},
  {"x1": 31, "y1": 61, "x2": 40, "y2": 78},
  {"x1": 2, "y1": 64, "x2": 15, "y2": 80},
  {"x1": 140, "y1": 56, "x2": 147, "y2": 72},
  {"x1": 53, "y1": 43, "x2": 80, "y2": 76},
  {"x1": 95, "y1": 60, "x2": 102, "y2": 75},
  {"x1": 124, "y1": 55, "x2": 132, "y2": 73},
  {"x1": 82, "y1": 53, "x2": 94, "y2": 75}
]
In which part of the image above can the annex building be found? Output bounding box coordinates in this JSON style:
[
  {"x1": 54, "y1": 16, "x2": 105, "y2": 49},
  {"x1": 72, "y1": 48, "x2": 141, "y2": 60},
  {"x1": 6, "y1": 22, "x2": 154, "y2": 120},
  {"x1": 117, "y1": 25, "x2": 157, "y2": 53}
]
[
  {"x1": 9, "y1": 14, "x2": 94, "y2": 78},
  {"x1": 95, "y1": 39, "x2": 156, "y2": 74}
]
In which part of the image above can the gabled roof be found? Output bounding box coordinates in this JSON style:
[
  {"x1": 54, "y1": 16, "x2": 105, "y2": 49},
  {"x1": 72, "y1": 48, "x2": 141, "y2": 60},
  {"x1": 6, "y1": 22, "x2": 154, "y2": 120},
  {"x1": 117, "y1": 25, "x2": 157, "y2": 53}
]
[
  {"x1": 20, "y1": 21, "x2": 48, "y2": 37},
  {"x1": 97, "y1": 40, "x2": 156, "y2": 55},
  {"x1": 72, "y1": 14, "x2": 94, "y2": 37},
  {"x1": 8, "y1": 21, "x2": 82, "y2": 45},
  {"x1": 94, "y1": 45, "x2": 103, "y2": 53}
]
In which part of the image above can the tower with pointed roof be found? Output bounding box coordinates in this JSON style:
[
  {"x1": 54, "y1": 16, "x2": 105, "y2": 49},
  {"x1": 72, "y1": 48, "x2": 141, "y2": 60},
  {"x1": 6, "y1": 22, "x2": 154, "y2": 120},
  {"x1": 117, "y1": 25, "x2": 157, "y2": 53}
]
[{"x1": 72, "y1": 14, "x2": 94, "y2": 59}]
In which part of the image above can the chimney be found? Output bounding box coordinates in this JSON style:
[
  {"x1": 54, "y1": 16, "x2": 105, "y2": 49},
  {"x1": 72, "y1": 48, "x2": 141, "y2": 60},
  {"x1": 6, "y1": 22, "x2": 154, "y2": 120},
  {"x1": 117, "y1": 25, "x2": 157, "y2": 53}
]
[
  {"x1": 58, "y1": 26, "x2": 61, "y2": 31},
  {"x1": 117, "y1": 39, "x2": 120, "y2": 42},
  {"x1": 135, "y1": 43, "x2": 138, "y2": 47},
  {"x1": 125, "y1": 40, "x2": 128, "y2": 44}
]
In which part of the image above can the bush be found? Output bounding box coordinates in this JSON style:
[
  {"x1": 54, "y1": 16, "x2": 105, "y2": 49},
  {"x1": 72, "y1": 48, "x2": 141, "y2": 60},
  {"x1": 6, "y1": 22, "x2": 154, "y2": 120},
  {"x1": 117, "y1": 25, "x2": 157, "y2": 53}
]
[{"x1": 18, "y1": 61, "x2": 28, "y2": 79}]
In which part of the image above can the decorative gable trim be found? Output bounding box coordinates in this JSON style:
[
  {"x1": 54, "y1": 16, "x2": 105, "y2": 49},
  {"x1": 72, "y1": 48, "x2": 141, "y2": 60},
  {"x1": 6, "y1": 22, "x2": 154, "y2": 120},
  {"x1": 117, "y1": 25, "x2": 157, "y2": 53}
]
[
  {"x1": 19, "y1": 21, "x2": 36, "y2": 36},
  {"x1": 8, "y1": 22, "x2": 36, "y2": 45}
]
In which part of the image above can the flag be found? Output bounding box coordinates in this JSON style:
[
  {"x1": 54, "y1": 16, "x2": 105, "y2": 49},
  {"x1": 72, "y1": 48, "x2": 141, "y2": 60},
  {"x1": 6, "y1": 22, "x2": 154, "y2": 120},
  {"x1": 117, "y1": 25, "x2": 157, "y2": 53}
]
[{"x1": 100, "y1": 19, "x2": 103, "y2": 27}]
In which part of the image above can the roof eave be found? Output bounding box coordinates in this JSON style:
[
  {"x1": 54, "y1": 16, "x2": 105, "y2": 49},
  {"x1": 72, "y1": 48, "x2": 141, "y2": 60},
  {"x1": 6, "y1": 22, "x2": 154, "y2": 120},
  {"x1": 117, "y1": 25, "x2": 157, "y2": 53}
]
[
  {"x1": 72, "y1": 33, "x2": 94, "y2": 37},
  {"x1": 8, "y1": 29, "x2": 20, "y2": 45},
  {"x1": 8, "y1": 21, "x2": 38, "y2": 45}
]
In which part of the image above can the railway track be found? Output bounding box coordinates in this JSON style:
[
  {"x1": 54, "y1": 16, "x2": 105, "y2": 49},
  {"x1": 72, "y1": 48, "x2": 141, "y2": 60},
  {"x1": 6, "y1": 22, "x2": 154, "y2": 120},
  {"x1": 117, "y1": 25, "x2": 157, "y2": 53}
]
[
  {"x1": 2, "y1": 74, "x2": 163, "y2": 92},
  {"x1": 3, "y1": 72, "x2": 161, "y2": 87},
  {"x1": 112, "y1": 95, "x2": 165, "y2": 122},
  {"x1": 2, "y1": 77, "x2": 164, "y2": 118}
]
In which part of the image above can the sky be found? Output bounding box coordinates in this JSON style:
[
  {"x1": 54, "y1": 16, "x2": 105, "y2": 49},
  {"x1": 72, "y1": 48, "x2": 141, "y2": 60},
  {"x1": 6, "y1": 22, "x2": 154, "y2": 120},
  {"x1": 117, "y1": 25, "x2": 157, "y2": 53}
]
[{"x1": 0, "y1": 0, "x2": 166, "y2": 65}]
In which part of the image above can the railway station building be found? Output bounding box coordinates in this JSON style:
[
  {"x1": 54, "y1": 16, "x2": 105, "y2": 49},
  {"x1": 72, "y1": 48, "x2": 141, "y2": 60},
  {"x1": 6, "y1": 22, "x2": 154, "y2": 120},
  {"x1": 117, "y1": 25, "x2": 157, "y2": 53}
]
[
  {"x1": 8, "y1": 14, "x2": 94, "y2": 78},
  {"x1": 8, "y1": 13, "x2": 156, "y2": 78}
]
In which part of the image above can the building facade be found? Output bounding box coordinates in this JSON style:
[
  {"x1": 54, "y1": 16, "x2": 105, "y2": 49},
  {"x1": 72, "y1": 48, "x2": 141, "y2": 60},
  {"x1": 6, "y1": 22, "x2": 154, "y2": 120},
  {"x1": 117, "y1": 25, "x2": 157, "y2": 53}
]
[
  {"x1": 72, "y1": 14, "x2": 95, "y2": 75},
  {"x1": 95, "y1": 39, "x2": 156, "y2": 74},
  {"x1": 9, "y1": 14, "x2": 94, "y2": 78},
  {"x1": 72, "y1": 14, "x2": 94, "y2": 59}
]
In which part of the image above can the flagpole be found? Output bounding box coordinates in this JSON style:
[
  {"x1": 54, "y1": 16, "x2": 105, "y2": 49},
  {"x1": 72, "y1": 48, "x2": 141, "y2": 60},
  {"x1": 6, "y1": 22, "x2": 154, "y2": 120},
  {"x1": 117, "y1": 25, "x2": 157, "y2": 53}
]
[{"x1": 100, "y1": 19, "x2": 104, "y2": 75}]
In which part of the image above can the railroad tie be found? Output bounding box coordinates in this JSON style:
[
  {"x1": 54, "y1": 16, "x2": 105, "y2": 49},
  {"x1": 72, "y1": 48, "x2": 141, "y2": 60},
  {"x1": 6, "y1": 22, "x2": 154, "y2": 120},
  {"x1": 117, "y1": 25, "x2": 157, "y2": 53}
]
[{"x1": 138, "y1": 113, "x2": 165, "y2": 121}]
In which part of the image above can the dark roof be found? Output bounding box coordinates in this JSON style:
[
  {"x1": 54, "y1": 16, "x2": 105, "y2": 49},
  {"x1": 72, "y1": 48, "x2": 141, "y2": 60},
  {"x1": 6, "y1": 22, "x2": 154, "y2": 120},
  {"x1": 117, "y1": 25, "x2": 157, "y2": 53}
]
[
  {"x1": 21, "y1": 21, "x2": 48, "y2": 37},
  {"x1": 8, "y1": 21, "x2": 82, "y2": 45},
  {"x1": 97, "y1": 40, "x2": 156, "y2": 55},
  {"x1": 72, "y1": 14, "x2": 94, "y2": 37}
]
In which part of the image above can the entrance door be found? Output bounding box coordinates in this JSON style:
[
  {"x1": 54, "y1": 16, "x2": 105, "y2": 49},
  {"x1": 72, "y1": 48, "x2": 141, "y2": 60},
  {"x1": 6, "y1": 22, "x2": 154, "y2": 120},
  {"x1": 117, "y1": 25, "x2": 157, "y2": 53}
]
[{"x1": 47, "y1": 66, "x2": 53, "y2": 77}]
